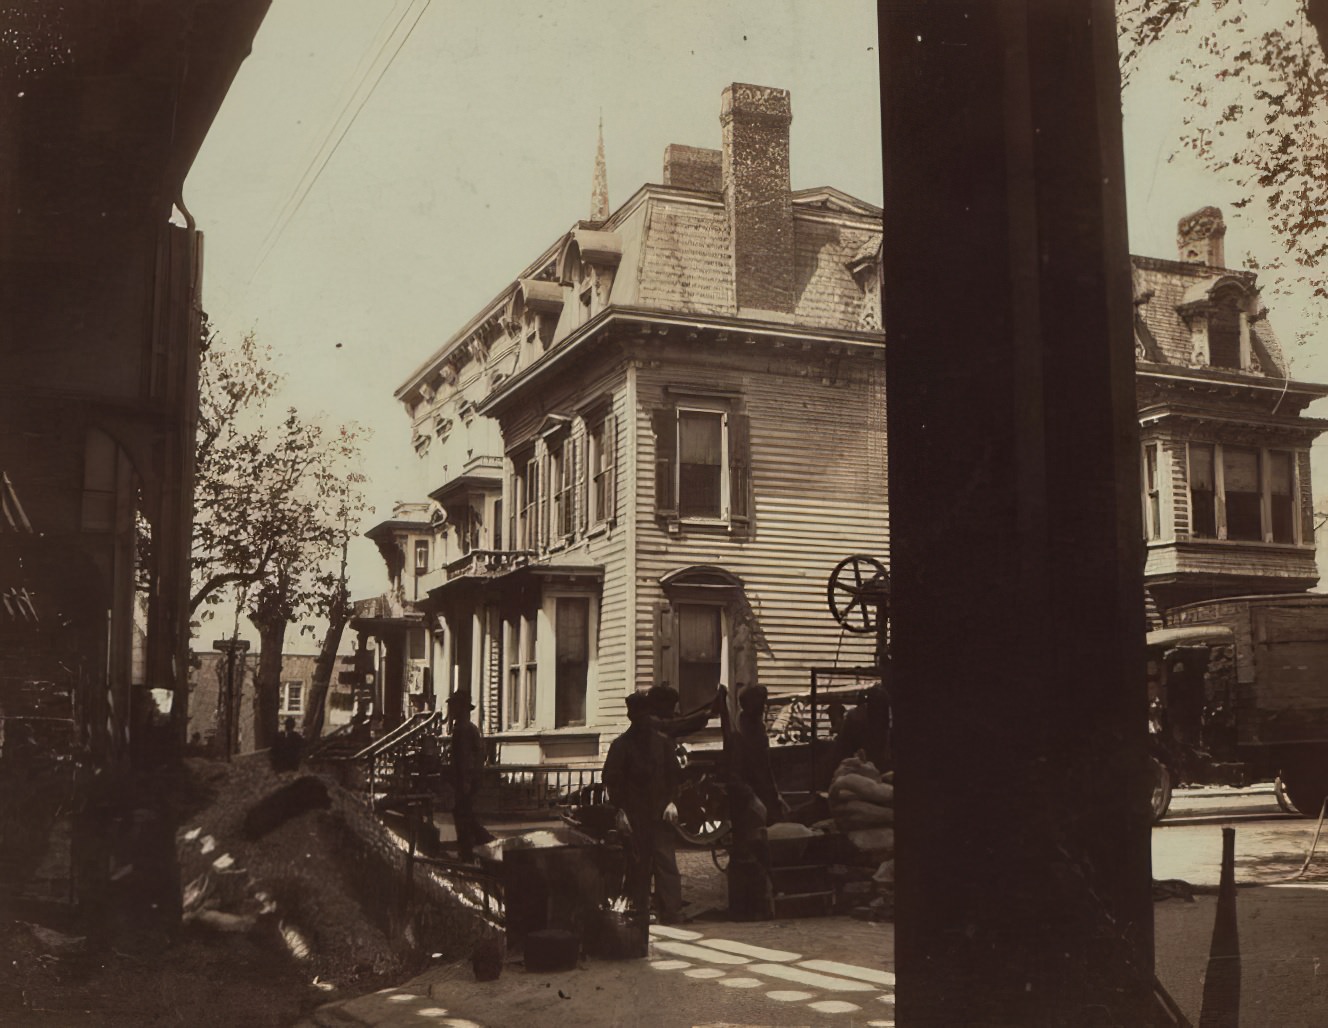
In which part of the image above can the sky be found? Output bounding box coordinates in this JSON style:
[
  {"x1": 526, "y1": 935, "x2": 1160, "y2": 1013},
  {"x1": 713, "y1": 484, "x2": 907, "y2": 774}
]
[{"x1": 186, "y1": 0, "x2": 1328, "y2": 638}]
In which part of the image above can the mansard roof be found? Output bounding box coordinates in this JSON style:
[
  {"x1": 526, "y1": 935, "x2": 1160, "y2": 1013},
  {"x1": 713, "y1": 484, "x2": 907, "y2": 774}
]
[{"x1": 1131, "y1": 254, "x2": 1287, "y2": 377}]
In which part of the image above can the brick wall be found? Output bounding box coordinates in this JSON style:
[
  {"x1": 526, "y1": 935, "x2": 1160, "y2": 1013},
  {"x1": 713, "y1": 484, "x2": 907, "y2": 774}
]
[{"x1": 721, "y1": 83, "x2": 795, "y2": 315}]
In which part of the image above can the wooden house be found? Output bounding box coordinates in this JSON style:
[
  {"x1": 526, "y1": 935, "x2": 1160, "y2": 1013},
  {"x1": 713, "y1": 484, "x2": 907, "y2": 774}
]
[
  {"x1": 1133, "y1": 207, "x2": 1328, "y2": 619},
  {"x1": 389, "y1": 84, "x2": 887, "y2": 762}
]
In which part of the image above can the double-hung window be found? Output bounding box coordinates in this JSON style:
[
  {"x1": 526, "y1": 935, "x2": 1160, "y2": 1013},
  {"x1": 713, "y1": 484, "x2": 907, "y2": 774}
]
[
  {"x1": 279, "y1": 681, "x2": 304, "y2": 716},
  {"x1": 587, "y1": 411, "x2": 617, "y2": 526},
  {"x1": 512, "y1": 450, "x2": 539, "y2": 551},
  {"x1": 1142, "y1": 443, "x2": 1162, "y2": 541},
  {"x1": 505, "y1": 612, "x2": 538, "y2": 729},
  {"x1": 549, "y1": 435, "x2": 574, "y2": 541},
  {"x1": 678, "y1": 410, "x2": 726, "y2": 520},
  {"x1": 653, "y1": 399, "x2": 752, "y2": 533}
]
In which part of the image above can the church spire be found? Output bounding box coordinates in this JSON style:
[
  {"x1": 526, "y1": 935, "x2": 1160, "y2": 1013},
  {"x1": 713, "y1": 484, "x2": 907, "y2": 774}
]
[{"x1": 590, "y1": 111, "x2": 609, "y2": 222}]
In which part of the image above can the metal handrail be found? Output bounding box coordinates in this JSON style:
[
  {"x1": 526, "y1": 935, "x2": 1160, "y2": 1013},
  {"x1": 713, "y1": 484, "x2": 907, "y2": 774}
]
[
  {"x1": 357, "y1": 711, "x2": 446, "y2": 801},
  {"x1": 351, "y1": 710, "x2": 440, "y2": 762}
]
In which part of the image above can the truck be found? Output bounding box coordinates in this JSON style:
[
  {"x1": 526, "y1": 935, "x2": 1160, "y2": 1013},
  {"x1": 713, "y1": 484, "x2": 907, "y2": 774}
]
[{"x1": 1150, "y1": 593, "x2": 1328, "y2": 819}]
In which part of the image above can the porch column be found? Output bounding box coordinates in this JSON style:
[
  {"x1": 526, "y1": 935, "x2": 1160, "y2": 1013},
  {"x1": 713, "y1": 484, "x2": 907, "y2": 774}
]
[
  {"x1": 881, "y1": 1, "x2": 1155, "y2": 1023},
  {"x1": 382, "y1": 630, "x2": 406, "y2": 729}
]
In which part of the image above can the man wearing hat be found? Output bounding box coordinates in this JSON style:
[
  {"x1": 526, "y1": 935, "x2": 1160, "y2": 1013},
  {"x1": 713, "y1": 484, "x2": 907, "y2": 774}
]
[{"x1": 447, "y1": 689, "x2": 492, "y2": 861}]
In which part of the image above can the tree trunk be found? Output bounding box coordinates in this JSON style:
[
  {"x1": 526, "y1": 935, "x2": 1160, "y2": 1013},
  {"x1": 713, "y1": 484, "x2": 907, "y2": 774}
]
[
  {"x1": 251, "y1": 616, "x2": 288, "y2": 751},
  {"x1": 305, "y1": 588, "x2": 349, "y2": 740}
]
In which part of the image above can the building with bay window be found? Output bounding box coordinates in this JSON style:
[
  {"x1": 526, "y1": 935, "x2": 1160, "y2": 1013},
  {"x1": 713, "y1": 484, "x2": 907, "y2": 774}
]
[
  {"x1": 1134, "y1": 206, "x2": 1328, "y2": 616},
  {"x1": 381, "y1": 83, "x2": 887, "y2": 762}
]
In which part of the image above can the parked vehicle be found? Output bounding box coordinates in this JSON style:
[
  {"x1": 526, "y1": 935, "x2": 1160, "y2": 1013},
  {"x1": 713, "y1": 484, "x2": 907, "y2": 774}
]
[{"x1": 1149, "y1": 594, "x2": 1328, "y2": 820}]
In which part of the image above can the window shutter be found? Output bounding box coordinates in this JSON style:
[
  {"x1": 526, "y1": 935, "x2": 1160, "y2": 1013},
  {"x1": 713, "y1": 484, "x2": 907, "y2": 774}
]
[
  {"x1": 537, "y1": 451, "x2": 548, "y2": 550},
  {"x1": 652, "y1": 407, "x2": 677, "y2": 522},
  {"x1": 652, "y1": 600, "x2": 676, "y2": 688},
  {"x1": 729, "y1": 411, "x2": 752, "y2": 531},
  {"x1": 575, "y1": 433, "x2": 587, "y2": 535},
  {"x1": 604, "y1": 411, "x2": 617, "y2": 525}
]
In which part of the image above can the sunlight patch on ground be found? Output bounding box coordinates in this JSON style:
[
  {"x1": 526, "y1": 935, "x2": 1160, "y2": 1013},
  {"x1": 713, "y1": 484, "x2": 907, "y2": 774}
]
[
  {"x1": 695, "y1": 938, "x2": 801, "y2": 962},
  {"x1": 684, "y1": 967, "x2": 726, "y2": 979},
  {"x1": 719, "y1": 976, "x2": 763, "y2": 988},
  {"x1": 650, "y1": 959, "x2": 691, "y2": 971},
  {"x1": 648, "y1": 924, "x2": 704, "y2": 941},
  {"x1": 652, "y1": 940, "x2": 751, "y2": 964},
  {"x1": 798, "y1": 959, "x2": 895, "y2": 986},
  {"x1": 748, "y1": 963, "x2": 876, "y2": 992},
  {"x1": 766, "y1": 990, "x2": 815, "y2": 1002},
  {"x1": 808, "y1": 999, "x2": 862, "y2": 1014}
]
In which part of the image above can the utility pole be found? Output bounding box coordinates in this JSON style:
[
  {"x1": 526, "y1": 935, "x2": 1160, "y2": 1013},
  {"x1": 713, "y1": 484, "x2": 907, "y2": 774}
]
[{"x1": 213, "y1": 636, "x2": 250, "y2": 760}]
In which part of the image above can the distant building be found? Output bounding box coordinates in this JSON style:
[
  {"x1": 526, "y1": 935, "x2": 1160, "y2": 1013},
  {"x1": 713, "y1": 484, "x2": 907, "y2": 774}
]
[
  {"x1": 188, "y1": 651, "x2": 348, "y2": 753},
  {"x1": 1133, "y1": 206, "x2": 1328, "y2": 619}
]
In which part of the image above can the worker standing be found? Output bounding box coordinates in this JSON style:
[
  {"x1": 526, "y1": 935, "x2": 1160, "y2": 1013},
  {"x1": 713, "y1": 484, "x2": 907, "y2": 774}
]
[
  {"x1": 447, "y1": 689, "x2": 492, "y2": 861},
  {"x1": 603, "y1": 692, "x2": 683, "y2": 923}
]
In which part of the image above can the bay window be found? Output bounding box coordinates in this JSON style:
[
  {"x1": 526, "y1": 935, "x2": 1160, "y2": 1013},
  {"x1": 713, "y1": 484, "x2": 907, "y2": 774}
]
[{"x1": 1187, "y1": 442, "x2": 1301, "y2": 544}]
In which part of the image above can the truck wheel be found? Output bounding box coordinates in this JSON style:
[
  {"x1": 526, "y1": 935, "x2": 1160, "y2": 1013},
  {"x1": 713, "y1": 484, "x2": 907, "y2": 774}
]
[
  {"x1": 1150, "y1": 757, "x2": 1173, "y2": 824},
  {"x1": 673, "y1": 776, "x2": 730, "y2": 846},
  {"x1": 1282, "y1": 773, "x2": 1328, "y2": 821}
]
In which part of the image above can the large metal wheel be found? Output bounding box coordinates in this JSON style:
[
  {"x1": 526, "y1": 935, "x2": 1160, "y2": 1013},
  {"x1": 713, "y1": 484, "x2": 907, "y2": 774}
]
[
  {"x1": 827, "y1": 555, "x2": 890, "y2": 635},
  {"x1": 673, "y1": 774, "x2": 730, "y2": 846},
  {"x1": 1149, "y1": 756, "x2": 1173, "y2": 824}
]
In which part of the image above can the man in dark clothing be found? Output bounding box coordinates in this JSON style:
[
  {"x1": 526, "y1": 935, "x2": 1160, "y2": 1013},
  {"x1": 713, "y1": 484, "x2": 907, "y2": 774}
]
[
  {"x1": 603, "y1": 692, "x2": 683, "y2": 922},
  {"x1": 447, "y1": 689, "x2": 493, "y2": 861},
  {"x1": 827, "y1": 681, "x2": 893, "y2": 782},
  {"x1": 732, "y1": 685, "x2": 788, "y2": 825}
]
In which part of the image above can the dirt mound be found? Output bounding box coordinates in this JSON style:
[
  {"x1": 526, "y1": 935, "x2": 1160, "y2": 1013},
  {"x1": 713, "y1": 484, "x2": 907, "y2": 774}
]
[{"x1": 175, "y1": 755, "x2": 406, "y2": 985}]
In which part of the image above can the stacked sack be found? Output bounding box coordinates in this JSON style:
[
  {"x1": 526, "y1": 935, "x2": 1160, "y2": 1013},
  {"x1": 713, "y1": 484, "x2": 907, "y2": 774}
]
[{"x1": 829, "y1": 755, "x2": 894, "y2": 915}]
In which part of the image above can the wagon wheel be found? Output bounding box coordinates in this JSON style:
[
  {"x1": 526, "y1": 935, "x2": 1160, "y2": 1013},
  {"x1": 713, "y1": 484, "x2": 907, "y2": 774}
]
[
  {"x1": 673, "y1": 775, "x2": 730, "y2": 846},
  {"x1": 827, "y1": 555, "x2": 890, "y2": 635},
  {"x1": 1149, "y1": 756, "x2": 1173, "y2": 823}
]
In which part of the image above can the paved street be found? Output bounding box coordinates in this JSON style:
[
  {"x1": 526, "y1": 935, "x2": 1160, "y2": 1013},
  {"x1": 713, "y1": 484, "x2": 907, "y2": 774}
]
[{"x1": 307, "y1": 790, "x2": 1328, "y2": 1027}]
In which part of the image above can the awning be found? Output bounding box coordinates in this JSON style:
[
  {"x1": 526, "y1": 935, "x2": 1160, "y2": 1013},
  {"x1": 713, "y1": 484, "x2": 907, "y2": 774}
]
[{"x1": 1146, "y1": 625, "x2": 1234, "y2": 651}]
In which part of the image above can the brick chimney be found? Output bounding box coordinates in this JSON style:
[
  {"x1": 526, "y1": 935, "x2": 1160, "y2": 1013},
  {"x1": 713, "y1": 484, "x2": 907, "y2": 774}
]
[
  {"x1": 721, "y1": 83, "x2": 795, "y2": 316},
  {"x1": 663, "y1": 144, "x2": 722, "y2": 192},
  {"x1": 1177, "y1": 206, "x2": 1226, "y2": 267}
]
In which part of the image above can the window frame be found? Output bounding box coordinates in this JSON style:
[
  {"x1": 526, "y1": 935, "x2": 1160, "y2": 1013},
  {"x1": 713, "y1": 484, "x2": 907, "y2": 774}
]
[
  {"x1": 676, "y1": 406, "x2": 730, "y2": 524},
  {"x1": 587, "y1": 410, "x2": 617, "y2": 528},
  {"x1": 279, "y1": 680, "x2": 304, "y2": 717},
  {"x1": 1186, "y1": 440, "x2": 1303, "y2": 545},
  {"x1": 1142, "y1": 442, "x2": 1162, "y2": 541}
]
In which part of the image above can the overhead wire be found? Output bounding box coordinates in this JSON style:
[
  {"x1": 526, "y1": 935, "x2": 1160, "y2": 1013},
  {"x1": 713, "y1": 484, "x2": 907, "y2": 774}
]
[
  {"x1": 247, "y1": 0, "x2": 432, "y2": 285},
  {"x1": 249, "y1": 0, "x2": 410, "y2": 267}
]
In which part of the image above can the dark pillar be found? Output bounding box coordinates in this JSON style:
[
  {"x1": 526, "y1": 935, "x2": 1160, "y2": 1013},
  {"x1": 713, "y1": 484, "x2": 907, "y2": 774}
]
[
  {"x1": 881, "y1": 1, "x2": 1157, "y2": 1023},
  {"x1": 383, "y1": 630, "x2": 407, "y2": 729}
]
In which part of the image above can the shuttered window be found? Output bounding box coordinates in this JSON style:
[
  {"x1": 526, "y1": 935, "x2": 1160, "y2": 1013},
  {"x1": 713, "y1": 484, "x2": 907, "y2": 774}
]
[
  {"x1": 676, "y1": 603, "x2": 724, "y2": 712},
  {"x1": 652, "y1": 402, "x2": 753, "y2": 534}
]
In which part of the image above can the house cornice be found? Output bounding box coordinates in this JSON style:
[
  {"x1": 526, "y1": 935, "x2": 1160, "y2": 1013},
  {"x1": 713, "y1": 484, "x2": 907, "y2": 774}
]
[
  {"x1": 477, "y1": 308, "x2": 885, "y2": 417},
  {"x1": 1136, "y1": 362, "x2": 1328, "y2": 402}
]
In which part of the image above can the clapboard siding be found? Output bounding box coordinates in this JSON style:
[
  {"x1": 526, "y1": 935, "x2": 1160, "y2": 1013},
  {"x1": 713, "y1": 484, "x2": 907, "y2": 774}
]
[{"x1": 631, "y1": 345, "x2": 887, "y2": 698}]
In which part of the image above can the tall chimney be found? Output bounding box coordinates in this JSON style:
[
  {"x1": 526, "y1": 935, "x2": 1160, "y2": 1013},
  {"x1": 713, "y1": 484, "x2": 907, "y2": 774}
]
[
  {"x1": 721, "y1": 83, "x2": 795, "y2": 316},
  {"x1": 1177, "y1": 206, "x2": 1226, "y2": 267}
]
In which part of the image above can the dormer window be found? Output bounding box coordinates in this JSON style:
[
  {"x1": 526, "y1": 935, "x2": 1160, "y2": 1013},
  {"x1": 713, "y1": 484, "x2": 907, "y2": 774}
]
[
  {"x1": 1177, "y1": 276, "x2": 1256, "y2": 372},
  {"x1": 557, "y1": 229, "x2": 621, "y2": 328},
  {"x1": 507, "y1": 279, "x2": 562, "y2": 369}
]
